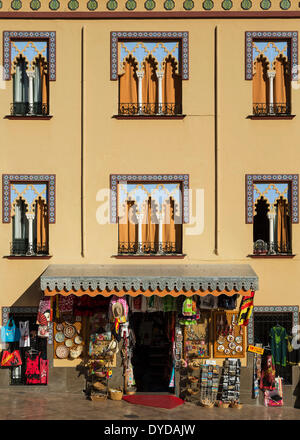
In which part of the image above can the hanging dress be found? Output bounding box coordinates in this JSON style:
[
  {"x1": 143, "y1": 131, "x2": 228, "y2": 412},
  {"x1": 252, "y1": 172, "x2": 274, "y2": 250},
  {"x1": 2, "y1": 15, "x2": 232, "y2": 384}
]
[
  {"x1": 25, "y1": 352, "x2": 41, "y2": 384},
  {"x1": 19, "y1": 321, "x2": 30, "y2": 348}
]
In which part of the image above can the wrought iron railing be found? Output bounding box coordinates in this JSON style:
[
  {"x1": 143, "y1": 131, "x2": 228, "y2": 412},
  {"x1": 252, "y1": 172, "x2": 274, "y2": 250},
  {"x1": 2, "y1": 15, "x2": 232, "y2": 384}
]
[
  {"x1": 118, "y1": 103, "x2": 182, "y2": 116},
  {"x1": 10, "y1": 239, "x2": 49, "y2": 256},
  {"x1": 10, "y1": 102, "x2": 49, "y2": 116},
  {"x1": 252, "y1": 103, "x2": 290, "y2": 116},
  {"x1": 253, "y1": 239, "x2": 292, "y2": 255},
  {"x1": 118, "y1": 241, "x2": 182, "y2": 255}
]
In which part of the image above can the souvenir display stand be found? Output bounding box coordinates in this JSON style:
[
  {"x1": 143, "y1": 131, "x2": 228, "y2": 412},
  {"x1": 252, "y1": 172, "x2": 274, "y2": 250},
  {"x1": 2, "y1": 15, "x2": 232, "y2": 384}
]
[
  {"x1": 218, "y1": 358, "x2": 241, "y2": 408},
  {"x1": 199, "y1": 364, "x2": 219, "y2": 407},
  {"x1": 54, "y1": 321, "x2": 84, "y2": 360},
  {"x1": 214, "y1": 311, "x2": 245, "y2": 358}
]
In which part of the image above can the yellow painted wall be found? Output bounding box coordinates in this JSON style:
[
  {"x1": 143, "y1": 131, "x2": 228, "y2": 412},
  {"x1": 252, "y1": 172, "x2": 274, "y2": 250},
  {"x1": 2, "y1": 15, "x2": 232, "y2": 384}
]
[{"x1": 0, "y1": 17, "x2": 299, "y2": 367}]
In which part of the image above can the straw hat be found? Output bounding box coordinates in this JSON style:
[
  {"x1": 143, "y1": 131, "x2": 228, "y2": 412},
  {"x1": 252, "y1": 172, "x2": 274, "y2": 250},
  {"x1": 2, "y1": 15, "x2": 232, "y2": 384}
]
[{"x1": 112, "y1": 302, "x2": 124, "y2": 319}]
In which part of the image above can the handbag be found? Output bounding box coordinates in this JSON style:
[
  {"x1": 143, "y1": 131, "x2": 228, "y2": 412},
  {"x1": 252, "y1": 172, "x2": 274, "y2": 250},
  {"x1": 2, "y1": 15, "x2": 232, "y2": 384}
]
[
  {"x1": 1, "y1": 319, "x2": 20, "y2": 343},
  {"x1": 1, "y1": 350, "x2": 22, "y2": 367}
]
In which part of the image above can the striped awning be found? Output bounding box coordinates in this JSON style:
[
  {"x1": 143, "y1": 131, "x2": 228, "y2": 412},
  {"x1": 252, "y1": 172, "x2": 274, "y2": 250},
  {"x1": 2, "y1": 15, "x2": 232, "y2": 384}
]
[{"x1": 41, "y1": 264, "x2": 258, "y2": 297}]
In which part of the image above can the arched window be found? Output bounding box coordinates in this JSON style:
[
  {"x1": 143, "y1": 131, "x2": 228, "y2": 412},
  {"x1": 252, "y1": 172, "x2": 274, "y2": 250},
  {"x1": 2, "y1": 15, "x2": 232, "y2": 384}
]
[
  {"x1": 252, "y1": 40, "x2": 291, "y2": 116},
  {"x1": 118, "y1": 40, "x2": 183, "y2": 116}
]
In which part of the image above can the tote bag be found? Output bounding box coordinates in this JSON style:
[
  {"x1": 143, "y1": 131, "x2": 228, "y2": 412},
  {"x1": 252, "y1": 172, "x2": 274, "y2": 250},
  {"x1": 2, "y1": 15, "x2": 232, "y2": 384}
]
[{"x1": 1, "y1": 319, "x2": 20, "y2": 343}]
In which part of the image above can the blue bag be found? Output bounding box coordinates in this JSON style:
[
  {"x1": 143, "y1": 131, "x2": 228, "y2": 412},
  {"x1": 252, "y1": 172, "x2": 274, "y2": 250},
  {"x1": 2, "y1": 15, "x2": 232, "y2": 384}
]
[{"x1": 1, "y1": 318, "x2": 20, "y2": 343}]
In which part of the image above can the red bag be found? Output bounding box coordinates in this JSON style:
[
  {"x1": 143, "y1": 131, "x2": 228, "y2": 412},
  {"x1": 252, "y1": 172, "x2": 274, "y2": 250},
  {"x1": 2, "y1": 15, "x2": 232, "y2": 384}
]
[{"x1": 1, "y1": 350, "x2": 22, "y2": 367}]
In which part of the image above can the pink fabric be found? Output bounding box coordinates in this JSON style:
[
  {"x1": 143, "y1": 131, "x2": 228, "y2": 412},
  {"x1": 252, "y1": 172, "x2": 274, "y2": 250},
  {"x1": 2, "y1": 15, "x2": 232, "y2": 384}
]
[
  {"x1": 40, "y1": 359, "x2": 49, "y2": 384},
  {"x1": 58, "y1": 294, "x2": 74, "y2": 313}
]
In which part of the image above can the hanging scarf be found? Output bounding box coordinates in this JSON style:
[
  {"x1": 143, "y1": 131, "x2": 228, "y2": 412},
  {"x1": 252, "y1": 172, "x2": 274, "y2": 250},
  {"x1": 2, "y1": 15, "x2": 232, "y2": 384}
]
[{"x1": 237, "y1": 291, "x2": 255, "y2": 327}]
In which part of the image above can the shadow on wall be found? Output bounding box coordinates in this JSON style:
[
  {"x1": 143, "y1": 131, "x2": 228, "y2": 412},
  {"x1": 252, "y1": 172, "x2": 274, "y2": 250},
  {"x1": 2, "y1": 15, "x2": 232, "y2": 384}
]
[
  {"x1": 293, "y1": 378, "x2": 300, "y2": 408},
  {"x1": 11, "y1": 276, "x2": 43, "y2": 308}
]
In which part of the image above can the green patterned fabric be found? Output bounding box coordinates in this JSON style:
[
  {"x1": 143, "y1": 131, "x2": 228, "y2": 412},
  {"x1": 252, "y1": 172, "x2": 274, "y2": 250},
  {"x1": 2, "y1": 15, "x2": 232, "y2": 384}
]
[
  {"x1": 270, "y1": 325, "x2": 287, "y2": 367},
  {"x1": 163, "y1": 295, "x2": 177, "y2": 312}
]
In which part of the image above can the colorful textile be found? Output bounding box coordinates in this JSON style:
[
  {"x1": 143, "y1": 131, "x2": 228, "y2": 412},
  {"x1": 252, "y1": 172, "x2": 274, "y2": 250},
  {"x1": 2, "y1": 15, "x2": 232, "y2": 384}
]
[
  {"x1": 270, "y1": 325, "x2": 287, "y2": 367},
  {"x1": 25, "y1": 353, "x2": 41, "y2": 384},
  {"x1": 260, "y1": 355, "x2": 276, "y2": 390},
  {"x1": 163, "y1": 296, "x2": 177, "y2": 312},
  {"x1": 19, "y1": 321, "x2": 30, "y2": 348},
  {"x1": 237, "y1": 291, "x2": 255, "y2": 327},
  {"x1": 40, "y1": 359, "x2": 49, "y2": 384},
  {"x1": 58, "y1": 294, "x2": 74, "y2": 314}
]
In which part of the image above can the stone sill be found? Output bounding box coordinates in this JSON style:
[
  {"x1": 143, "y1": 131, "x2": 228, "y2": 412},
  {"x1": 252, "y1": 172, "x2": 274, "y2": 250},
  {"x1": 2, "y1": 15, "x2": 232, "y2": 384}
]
[
  {"x1": 247, "y1": 254, "x2": 296, "y2": 259},
  {"x1": 112, "y1": 115, "x2": 186, "y2": 120},
  {"x1": 4, "y1": 115, "x2": 53, "y2": 120},
  {"x1": 112, "y1": 254, "x2": 186, "y2": 259},
  {"x1": 247, "y1": 115, "x2": 296, "y2": 120},
  {"x1": 3, "y1": 255, "x2": 52, "y2": 260}
]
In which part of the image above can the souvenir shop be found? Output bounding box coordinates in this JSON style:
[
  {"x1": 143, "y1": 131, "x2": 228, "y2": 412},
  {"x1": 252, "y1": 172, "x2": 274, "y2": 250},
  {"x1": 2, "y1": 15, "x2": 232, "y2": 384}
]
[{"x1": 38, "y1": 263, "x2": 262, "y2": 406}]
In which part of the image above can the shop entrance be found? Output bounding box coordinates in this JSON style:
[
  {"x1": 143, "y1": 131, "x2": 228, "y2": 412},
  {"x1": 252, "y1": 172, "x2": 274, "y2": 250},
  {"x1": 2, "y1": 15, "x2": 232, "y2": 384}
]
[{"x1": 130, "y1": 312, "x2": 174, "y2": 393}]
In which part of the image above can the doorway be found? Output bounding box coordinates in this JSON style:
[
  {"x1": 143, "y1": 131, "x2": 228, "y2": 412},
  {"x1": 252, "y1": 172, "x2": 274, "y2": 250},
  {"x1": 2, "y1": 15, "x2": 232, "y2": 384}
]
[{"x1": 130, "y1": 312, "x2": 174, "y2": 393}]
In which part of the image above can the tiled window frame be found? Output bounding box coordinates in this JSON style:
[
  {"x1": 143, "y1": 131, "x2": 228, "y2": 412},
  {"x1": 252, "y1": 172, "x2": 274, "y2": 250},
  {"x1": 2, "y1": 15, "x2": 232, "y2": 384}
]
[
  {"x1": 2, "y1": 174, "x2": 56, "y2": 224},
  {"x1": 110, "y1": 31, "x2": 189, "y2": 81},
  {"x1": 110, "y1": 174, "x2": 190, "y2": 224},
  {"x1": 248, "y1": 305, "x2": 299, "y2": 345},
  {"x1": 245, "y1": 174, "x2": 299, "y2": 224},
  {"x1": 245, "y1": 31, "x2": 298, "y2": 81},
  {"x1": 3, "y1": 31, "x2": 56, "y2": 81}
]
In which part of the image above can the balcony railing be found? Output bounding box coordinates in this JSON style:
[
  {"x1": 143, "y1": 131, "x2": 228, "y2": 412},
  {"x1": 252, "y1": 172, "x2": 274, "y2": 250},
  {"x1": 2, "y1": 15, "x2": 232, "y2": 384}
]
[
  {"x1": 118, "y1": 241, "x2": 182, "y2": 255},
  {"x1": 252, "y1": 103, "x2": 290, "y2": 117},
  {"x1": 10, "y1": 239, "x2": 49, "y2": 256},
  {"x1": 253, "y1": 240, "x2": 292, "y2": 255},
  {"x1": 10, "y1": 102, "x2": 49, "y2": 116},
  {"x1": 118, "y1": 103, "x2": 182, "y2": 116}
]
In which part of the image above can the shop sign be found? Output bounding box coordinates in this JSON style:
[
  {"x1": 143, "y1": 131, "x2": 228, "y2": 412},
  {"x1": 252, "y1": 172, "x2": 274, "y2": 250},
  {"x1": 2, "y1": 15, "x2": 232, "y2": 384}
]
[{"x1": 247, "y1": 345, "x2": 264, "y2": 355}]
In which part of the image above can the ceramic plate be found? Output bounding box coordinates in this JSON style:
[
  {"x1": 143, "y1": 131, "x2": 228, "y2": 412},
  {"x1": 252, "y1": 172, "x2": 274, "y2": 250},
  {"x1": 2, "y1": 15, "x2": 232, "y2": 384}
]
[
  {"x1": 227, "y1": 335, "x2": 234, "y2": 342},
  {"x1": 63, "y1": 325, "x2": 76, "y2": 339},
  {"x1": 65, "y1": 339, "x2": 74, "y2": 348},
  {"x1": 224, "y1": 348, "x2": 230, "y2": 355},
  {"x1": 217, "y1": 345, "x2": 225, "y2": 352},
  {"x1": 75, "y1": 335, "x2": 83, "y2": 345},
  {"x1": 55, "y1": 331, "x2": 65, "y2": 343},
  {"x1": 56, "y1": 345, "x2": 69, "y2": 359},
  {"x1": 217, "y1": 338, "x2": 225, "y2": 345},
  {"x1": 235, "y1": 336, "x2": 242, "y2": 344},
  {"x1": 56, "y1": 323, "x2": 63, "y2": 331},
  {"x1": 236, "y1": 345, "x2": 243, "y2": 352},
  {"x1": 231, "y1": 351, "x2": 236, "y2": 356},
  {"x1": 229, "y1": 342, "x2": 236, "y2": 350}
]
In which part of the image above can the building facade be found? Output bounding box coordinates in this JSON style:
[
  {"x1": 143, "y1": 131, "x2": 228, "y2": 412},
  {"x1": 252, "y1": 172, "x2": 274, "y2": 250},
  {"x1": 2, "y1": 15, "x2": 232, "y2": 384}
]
[{"x1": 0, "y1": 0, "x2": 299, "y2": 406}]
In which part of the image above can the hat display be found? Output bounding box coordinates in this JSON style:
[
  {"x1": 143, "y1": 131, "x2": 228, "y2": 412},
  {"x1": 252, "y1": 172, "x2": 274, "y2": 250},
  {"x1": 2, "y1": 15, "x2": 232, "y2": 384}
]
[{"x1": 112, "y1": 302, "x2": 124, "y2": 319}]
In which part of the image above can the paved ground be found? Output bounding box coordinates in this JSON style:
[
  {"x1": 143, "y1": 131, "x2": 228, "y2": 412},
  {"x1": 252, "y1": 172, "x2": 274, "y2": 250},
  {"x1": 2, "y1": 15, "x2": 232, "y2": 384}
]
[{"x1": 0, "y1": 391, "x2": 300, "y2": 420}]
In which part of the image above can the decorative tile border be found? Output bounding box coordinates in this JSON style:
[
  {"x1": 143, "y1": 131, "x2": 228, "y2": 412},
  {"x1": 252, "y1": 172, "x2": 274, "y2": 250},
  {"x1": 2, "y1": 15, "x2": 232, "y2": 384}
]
[
  {"x1": 3, "y1": 31, "x2": 56, "y2": 81},
  {"x1": 245, "y1": 174, "x2": 299, "y2": 224},
  {"x1": 2, "y1": 306, "x2": 53, "y2": 345},
  {"x1": 2, "y1": 174, "x2": 56, "y2": 224},
  {"x1": 248, "y1": 305, "x2": 299, "y2": 345},
  {"x1": 110, "y1": 174, "x2": 189, "y2": 224},
  {"x1": 110, "y1": 31, "x2": 189, "y2": 80},
  {"x1": 245, "y1": 31, "x2": 298, "y2": 81}
]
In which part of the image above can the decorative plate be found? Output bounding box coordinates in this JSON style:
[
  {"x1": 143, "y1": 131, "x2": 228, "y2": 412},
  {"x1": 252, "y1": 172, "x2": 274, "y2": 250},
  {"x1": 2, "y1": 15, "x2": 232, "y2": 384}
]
[
  {"x1": 224, "y1": 348, "x2": 230, "y2": 355},
  {"x1": 217, "y1": 345, "x2": 225, "y2": 352},
  {"x1": 217, "y1": 338, "x2": 225, "y2": 345},
  {"x1": 55, "y1": 331, "x2": 65, "y2": 343},
  {"x1": 75, "y1": 335, "x2": 83, "y2": 345},
  {"x1": 56, "y1": 323, "x2": 63, "y2": 331},
  {"x1": 235, "y1": 336, "x2": 242, "y2": 344},
  {"x1": 56, "y1": 345, "x2": 69, "y2": 359},
  {"x1": 236, "y1": 345, "x2": 243, "y2": 352},
  {"x1": 227, "y1": 335, "x2": 234, "y2": 342},
  {"x1": 63, "y1": 325, "x2": 76, "y2": 339},
  {"x1": 65, "y1": 339, "x2": 74, "y2": 348},
  {"x1": 231, "y1": 351, "x2": 236, "y2": 355},
  {"x1": 229, "y1": 342, "x2": 236, "y2": 350}
]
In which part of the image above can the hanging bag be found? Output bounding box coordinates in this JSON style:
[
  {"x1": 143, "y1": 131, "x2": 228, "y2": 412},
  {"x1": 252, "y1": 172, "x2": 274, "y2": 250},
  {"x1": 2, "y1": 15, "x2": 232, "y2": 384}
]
[
  {"x1": 1, "y1": 319, "x2": 20, "y2": 343},
  {"x1": 1, "y1": 350, "x2": 15, "y2": 367}
]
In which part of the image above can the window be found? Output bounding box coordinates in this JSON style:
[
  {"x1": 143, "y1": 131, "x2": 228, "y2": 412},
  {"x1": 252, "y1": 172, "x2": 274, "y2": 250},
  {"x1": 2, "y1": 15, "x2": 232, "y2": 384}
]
[
  {"x1": 110, "y1": 174, "x2": 189, "y2": 256},
  {"x1": 3, "y1": 31, "x2": 56, "y2": 117},
  {"x1": 246, "y1": 174, "x2": 298, "y2": 256},
  {"x1": 245, "y1": 32, "x2": 298, "y2": 117},
  {"x1": 110, "y1": 32, "x2": 189, "y2": 117},
  {"x1": 2, "y1": 174, "x2": 56, "y2": 256}
]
